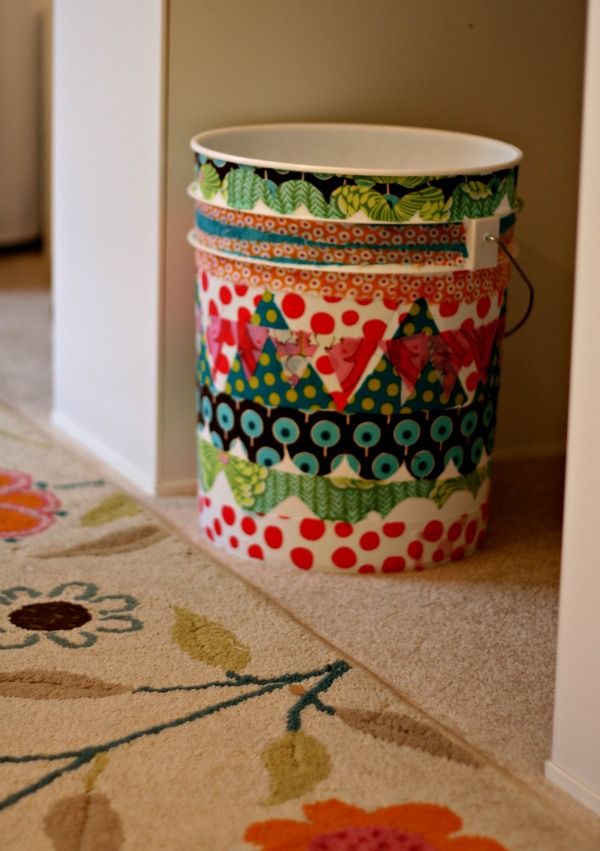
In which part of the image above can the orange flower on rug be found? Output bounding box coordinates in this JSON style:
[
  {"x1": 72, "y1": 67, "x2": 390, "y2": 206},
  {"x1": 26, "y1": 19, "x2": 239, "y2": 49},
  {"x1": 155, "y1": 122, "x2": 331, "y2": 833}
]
[
  {"x1": 245, "y1": 798, "x2": 508, "y2": 851},
  {"x1": 0, "y1": 470, "x2": 62, "y2": 541}
]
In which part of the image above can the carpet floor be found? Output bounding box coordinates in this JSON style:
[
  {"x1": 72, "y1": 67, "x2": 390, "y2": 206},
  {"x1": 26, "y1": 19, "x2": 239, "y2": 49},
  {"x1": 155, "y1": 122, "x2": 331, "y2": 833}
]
[{"x1": 0, "y1": 402, "x2": 598, "y2": 851}]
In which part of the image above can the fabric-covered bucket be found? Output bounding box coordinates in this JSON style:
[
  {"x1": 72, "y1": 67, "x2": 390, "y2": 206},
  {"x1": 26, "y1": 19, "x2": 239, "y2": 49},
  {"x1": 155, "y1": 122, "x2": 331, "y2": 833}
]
[{"x1": 188, "y1": 124, "x2": 523, "y2": 574}]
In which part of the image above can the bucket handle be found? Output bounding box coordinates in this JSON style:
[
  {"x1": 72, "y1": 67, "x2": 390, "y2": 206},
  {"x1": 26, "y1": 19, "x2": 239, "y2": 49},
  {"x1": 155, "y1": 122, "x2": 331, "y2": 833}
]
[{"x1": 485, "y1": 235, "x2": 534, "y2": 337}]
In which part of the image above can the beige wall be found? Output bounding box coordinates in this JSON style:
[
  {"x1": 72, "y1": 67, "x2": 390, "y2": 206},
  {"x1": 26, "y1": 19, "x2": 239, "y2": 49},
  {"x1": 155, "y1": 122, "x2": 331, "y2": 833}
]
[
  {"x1": 0, "y1": 0, "x2": 52, "y2": 246},
  {"x1": 163, "y1": 0, "x2": 586, "y2": 482}
]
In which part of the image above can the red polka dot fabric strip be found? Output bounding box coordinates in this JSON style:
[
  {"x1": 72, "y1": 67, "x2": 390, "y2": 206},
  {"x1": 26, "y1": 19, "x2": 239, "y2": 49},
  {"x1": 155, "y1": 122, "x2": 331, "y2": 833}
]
[
  {"x1": 196, "y1": 265, "x2": 504, "y2": 332},
  {"x1": 197, "y1": 473, "x2": 490, "y2": 574}
]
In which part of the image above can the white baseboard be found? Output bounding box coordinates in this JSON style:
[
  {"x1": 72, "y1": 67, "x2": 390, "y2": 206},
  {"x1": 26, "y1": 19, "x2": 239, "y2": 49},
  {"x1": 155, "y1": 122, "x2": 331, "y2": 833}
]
[
  {"x1": 51, "y1": 410, "x2": 157, "y2": 495},
  {"x1": 545, "y1": 760, "x2": 600, "y2": 816},
  {"x1": 51, "y1": 410, "x2": 198, "y2": 497},
  {"x1": 155, "y1": 478, "x2": 197, "y2": 497}
]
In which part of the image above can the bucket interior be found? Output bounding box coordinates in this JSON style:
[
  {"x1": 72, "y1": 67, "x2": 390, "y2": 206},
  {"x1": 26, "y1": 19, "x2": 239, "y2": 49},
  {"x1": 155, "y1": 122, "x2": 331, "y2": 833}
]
[{"x1": 191, "y1": 124, "x2": 522, "y2": 176}]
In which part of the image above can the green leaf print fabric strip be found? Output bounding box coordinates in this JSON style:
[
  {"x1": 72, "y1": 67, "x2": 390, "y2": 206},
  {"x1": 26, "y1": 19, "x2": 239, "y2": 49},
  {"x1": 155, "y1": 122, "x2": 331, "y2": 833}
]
[
  {"x1": 197, "y1": 437, "x2": 491, "y2": 522},
  {"x1": 193, "y1": 156, "x2": 521, "y2": 223}
]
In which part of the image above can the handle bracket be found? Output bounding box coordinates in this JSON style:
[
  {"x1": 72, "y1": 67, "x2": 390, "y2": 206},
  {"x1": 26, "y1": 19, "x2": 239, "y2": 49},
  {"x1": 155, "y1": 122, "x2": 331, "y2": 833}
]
[{"x1": 485, "y1": 235, "x2": 534, "y2": 337}]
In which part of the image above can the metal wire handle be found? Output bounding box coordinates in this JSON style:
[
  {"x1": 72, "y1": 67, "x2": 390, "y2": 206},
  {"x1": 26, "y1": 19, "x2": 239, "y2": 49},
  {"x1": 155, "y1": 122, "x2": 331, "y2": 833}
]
[{"x1": 485, "y1": 235, "x2": 535, "y2": 337}]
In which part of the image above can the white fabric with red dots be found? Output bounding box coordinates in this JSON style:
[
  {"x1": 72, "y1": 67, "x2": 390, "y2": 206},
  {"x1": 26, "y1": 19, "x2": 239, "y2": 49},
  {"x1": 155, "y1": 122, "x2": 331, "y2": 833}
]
[{"x1": 198, "y1": 473, "x2": 490, "y2": 574}]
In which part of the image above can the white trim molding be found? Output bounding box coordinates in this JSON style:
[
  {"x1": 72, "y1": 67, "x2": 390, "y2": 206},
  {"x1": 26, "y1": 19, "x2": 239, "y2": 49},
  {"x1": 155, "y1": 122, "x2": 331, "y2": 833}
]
[{"x1": 545, "y1": 762, "x2": 600, "y2": 817}]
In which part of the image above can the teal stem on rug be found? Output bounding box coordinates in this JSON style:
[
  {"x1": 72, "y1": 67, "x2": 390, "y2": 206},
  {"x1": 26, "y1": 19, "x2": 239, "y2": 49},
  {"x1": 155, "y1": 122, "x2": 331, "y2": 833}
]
[
  {"x1": 0, "y1": 659, "x2": 351, "y2": 812},
  {"x1": 286, "y1": 663, "x2": 346, "y2": 732},
  {"x1": 34, "y1": 480, "x2": 105, "y2": 490},
  {"x1": 48, "y1": 480, "x2": 106, "y2": 489},
  {"x1": 135, "y1": 660, "x2": 348, "y2": 694}
]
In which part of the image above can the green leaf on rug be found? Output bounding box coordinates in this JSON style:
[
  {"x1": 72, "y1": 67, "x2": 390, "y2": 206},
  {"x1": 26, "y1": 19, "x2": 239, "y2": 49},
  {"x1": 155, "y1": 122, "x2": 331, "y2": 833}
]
[
  {"x1": 171, "y1": 606, "x2": 251, "y2": 671},
  {"x1": 84, "y1": 754, "x2": 110, "y2": 793},
  {"x1": 261, "y1": 731, "x2": 331, "y2": 805},
  {"x1": 0, "y1": 669, "x2": 130, "y2": 700},
  {"x1": 0, "y1": 427, "x2": 51, "y2": 447},
  {"x1": 335, "y1": 708, "x2": 481, "y2": 768},
  {"x1": 80, "y1": 494, "x2": 141, "y2": 527},
  {"x1": 44, "y1": 792, "x2": 124, "y2": 850},
  {"x1": 37, "y1": 524, "x2": 167, "y2": 558}
]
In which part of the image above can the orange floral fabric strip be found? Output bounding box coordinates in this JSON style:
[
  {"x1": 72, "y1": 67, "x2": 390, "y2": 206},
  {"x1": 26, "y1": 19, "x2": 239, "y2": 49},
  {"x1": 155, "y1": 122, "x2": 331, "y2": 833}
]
[
  {"x1": 196, "y1": 200, "x2": 468, "y2": 247},
  {"x1": 194, "y1": 247, "x2": 511, "y2": 304}
]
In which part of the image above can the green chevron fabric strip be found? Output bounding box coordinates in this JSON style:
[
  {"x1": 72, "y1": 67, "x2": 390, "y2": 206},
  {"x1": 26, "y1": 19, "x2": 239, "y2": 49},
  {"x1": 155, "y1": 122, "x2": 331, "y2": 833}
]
[{"x1": 197, "y1": 436, "x2": 491, "y2": 522}]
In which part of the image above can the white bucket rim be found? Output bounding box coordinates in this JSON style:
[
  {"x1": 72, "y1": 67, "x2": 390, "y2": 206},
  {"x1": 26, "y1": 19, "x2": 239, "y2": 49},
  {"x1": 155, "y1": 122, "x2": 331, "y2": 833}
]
[{"x1": 190, "y1": 123, "x2": 523, "y2": 177}]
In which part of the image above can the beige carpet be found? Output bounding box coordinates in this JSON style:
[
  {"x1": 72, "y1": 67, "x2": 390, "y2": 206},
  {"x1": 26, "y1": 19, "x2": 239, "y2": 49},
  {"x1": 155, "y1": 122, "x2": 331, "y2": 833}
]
[
  {"x1": 0, "y1": 402, "x2": 598, "y2": 851},
  {"x1": 0, "y1": 249, "x2": 51, "y2": 425}
]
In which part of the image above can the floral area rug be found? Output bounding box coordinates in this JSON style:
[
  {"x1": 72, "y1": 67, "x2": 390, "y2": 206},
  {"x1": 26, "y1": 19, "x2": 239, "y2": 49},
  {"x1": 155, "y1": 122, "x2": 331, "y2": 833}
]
[{"x1": 0, "y1": 403, "x2": 595, "y2": 851}]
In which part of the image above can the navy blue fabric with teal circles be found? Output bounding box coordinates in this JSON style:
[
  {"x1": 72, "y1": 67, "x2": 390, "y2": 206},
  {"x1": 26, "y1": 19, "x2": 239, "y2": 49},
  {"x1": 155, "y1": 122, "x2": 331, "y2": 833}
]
[{"x1": 197, "y1": 375, "x2": 499, "y2": 480}]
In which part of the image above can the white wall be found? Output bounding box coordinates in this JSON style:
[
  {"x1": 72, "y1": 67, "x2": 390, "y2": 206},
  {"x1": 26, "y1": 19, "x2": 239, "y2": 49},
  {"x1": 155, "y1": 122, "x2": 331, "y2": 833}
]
[
  {"x1": 546, "y1": 0, "x2": 600, "y2": 815},
  {"x1": 52, "y1": 0, "x2": 165, "y2": 492}
]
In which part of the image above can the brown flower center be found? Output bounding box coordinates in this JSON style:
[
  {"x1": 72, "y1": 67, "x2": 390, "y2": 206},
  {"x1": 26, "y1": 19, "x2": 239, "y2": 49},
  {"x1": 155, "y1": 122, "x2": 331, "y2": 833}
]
[{"x1": 9, "y1": 601, "x2": 92, "y2": 631}]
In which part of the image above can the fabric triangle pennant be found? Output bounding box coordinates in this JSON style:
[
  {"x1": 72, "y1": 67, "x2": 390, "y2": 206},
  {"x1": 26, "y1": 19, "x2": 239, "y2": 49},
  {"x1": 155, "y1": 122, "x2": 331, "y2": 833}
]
[
  {"x1": 237, "y1": 323, "x2": 269, "y2": 380},
  {"x1": 206, "y1": 316, "x2": 237, "y2": 368},
  {"x1": 470, "y1": 319, "x2": 499, "y2": 379},
  {"x1": 430, "y1": 333, "x2": 468, "y2": 396},
  {"x1": 326, "y1": 336, "x2": 382, "y2": 410},
  {"x1": 251, "y1": 293, "x2": 289, "y2": 329},
  {"x1": 443, "y1": 319, "x2": 499, "y2": 386},
  {"x1": 206, "y1": 316, "x2": 239, "y2": 389},
  {"x1": 381, "y1": 335, "x2": 431, "y2": 395},
  {"x1": 310, "y1": 347, "x2": 342, "y2": 395},
  {"x1": 271, "y1": 330, "x2": 318, "y2": 386}
]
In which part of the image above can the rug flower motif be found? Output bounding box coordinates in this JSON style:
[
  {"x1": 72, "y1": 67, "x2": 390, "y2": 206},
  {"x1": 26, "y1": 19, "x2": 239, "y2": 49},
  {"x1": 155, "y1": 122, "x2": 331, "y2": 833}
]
[
  {"x1": 0, "y1": 470, "x2": 62, "y2": 540},
  {"x1": 245, "y1": 799, "x2": 508, "y2": 851},
  {"x1": 0, "y1": 581, "x2": 143, "y2": 649}
]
